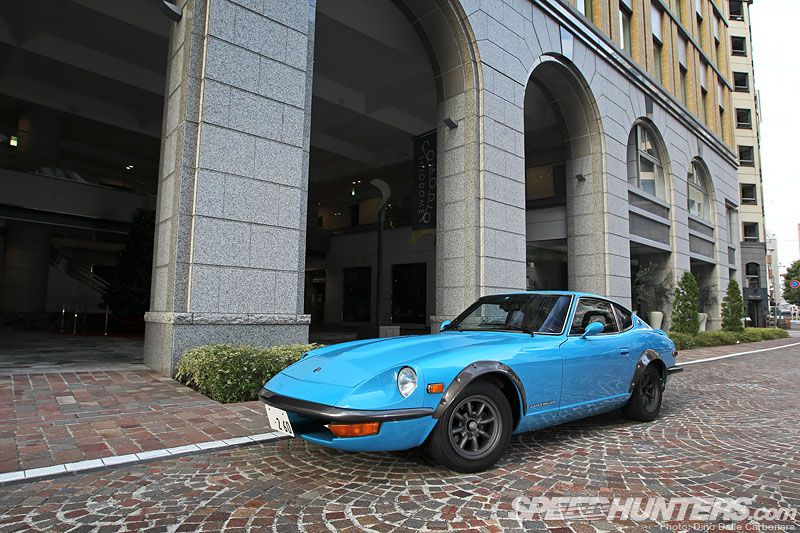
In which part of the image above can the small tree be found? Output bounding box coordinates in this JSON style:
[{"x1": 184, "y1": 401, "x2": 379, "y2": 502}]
[
  {"x1": 670, "y1": 271, "x2": 700, "y2": 334},
  {"x1": 721, "y1": 279, "x2": 746, "y2": 331},
  {"x1": 782, "y1": 259, "x2": 800, "y2": 306},
  {"x1": 102, "y1": 208, "x2": 155, "y2": 316}
]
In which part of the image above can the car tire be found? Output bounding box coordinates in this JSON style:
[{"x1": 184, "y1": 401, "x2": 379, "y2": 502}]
[
  {"x1": 426, "y1": 381, "x2": 512, "y2": 473},
  {"x1": 623, "y1": 364, "x2": 663, "y2": 422}
]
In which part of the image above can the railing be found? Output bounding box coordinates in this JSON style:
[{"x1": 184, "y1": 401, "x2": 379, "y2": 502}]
[{"x1": 50, "y1": 246, "x2": 110, "y2": 293}]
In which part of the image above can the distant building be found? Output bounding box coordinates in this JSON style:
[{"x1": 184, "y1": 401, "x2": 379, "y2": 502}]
[
  {"x1": 765, "y1": 232, "x2": 780, "y2": 310},
  {"x1": 728, "y1": 0, "x2": 769, "y2": 326}
]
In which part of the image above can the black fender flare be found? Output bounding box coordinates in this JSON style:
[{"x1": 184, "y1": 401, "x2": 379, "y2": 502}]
[
  {"x1": 432, "y1": 361, "x2": 527, "y2": 419},
  {"x1": 628, "y1": 349, "x2": 667, "y2": 392}
]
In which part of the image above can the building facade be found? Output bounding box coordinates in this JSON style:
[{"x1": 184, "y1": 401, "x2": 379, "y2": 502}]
[
  {"x1": 728, "y1": 0, "x2": 768, "y2": 326},
  {"x1": 0, "y1": 0, "x2": 746, "y2": 376},
  {"x1": 765, "y1": 231, "x2": 780, "y2": 314},
  {"x1": 140, "y1": 0, "x2": 743, "y2": 374}
]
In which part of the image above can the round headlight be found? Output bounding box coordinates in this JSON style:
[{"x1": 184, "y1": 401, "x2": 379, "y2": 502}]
[{"x1": 397, "y1": 367, "x2": 417, "y2": 398}]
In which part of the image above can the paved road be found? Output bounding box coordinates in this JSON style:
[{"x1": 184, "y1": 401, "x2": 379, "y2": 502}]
[{"x1": 1, "y1": 343, "x2": 799, "y2": 532}]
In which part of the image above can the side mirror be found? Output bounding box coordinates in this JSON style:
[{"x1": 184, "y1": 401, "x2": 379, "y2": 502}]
[
  {"x1": 439, "y1": 320, "x2": 451, "y2": 332},
  {"x1": 580, "y1": 321, "x2": 604, "y2": 339}
]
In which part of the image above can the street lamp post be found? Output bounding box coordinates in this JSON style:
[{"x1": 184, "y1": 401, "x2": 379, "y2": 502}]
[{"x1": 370, "y1": 179, "x2": 391, "y2": 338}]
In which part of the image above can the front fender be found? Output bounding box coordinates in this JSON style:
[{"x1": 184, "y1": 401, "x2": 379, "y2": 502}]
[{"x1": 432, "y1": 361, "x2": 527, "y2": 419}]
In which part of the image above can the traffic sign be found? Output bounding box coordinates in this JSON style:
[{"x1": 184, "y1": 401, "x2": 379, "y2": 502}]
[{"x1": 791, "y1": 280, "x2": 800, "y2": 289}]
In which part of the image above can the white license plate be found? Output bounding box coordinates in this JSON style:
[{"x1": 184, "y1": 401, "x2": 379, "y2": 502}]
[{"x1": 264, "y1": 404, "x2": 294, "y2": 436}]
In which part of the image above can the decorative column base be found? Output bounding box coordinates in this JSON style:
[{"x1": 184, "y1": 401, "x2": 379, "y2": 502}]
[{"x1": 144, "y1": 312, "x2": 311, "y2": 376}]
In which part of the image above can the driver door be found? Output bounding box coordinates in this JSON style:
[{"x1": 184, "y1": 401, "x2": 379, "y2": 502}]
[{"x1": 559, "y1": 297, "x2": 632, "y2": 415}]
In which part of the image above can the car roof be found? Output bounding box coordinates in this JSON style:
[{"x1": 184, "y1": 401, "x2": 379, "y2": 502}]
[{"x1": 485, "y1": 290, "x2": 607, "y2": 298}]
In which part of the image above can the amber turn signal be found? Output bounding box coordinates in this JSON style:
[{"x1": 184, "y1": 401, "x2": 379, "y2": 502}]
[
  {"x1": 329, "y1": 422, "x2": 380, "y2": 437},
  {"x1": 427, "y1": 383, "x2": 444, "y2": 394}
]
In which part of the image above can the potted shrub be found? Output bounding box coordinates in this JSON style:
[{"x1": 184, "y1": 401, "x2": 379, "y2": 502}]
[
  {"x1": 632, "y1": 262, "x2": 671, "y2": 329},
  {"x1": 671, "y1": 271, "x2": 700, "y2": 334},
  {"x1": 697, "y1": 284, "x2": 717, "y2": 331}
]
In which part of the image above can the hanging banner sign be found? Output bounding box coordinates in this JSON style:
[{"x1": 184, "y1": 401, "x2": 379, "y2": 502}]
[{"x1": 412, "y1": 130, "x2": 437, "y2": 235}]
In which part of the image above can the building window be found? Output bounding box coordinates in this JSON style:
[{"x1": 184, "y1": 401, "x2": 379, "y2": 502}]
[
  {"x1": 342, "y1": 267, "x2": 371, "y2": 322},
  {"x1": 627, "y1": 123, "x2": 667, "y2": 199},
  {"x1": 727, "y1": 205, "x2": 737, "y2": 242},
  {"x1": 736, "y1": 108, "x2": 752, "y2": 128},
  {"x1": 746, "y1": 262, "x2": 760, "y2": 288},
  {"x1": 577, "y1": 0, "x2": 593, "y2": 20},
  {"x1": 741, "y1": 183, "x2": 757, "y2": 205},
  {"x1": 652, "y1": 3, "x2": 663, "y2": 83},
  {"x1": 619, "y1": 3, "x2": 633, "y2": 53},
  {"x1": 739, "y1": 145, "x2": 754, "y2": 166},
  {"x1": 717, "y1": 79, "x2": 725, "y2": 136},
  {"x1": 697, "y1": 14, "x2": 705, "y2": 50},
  {"x1": 699, "y1": 60, "x2": 709, "y2": 123},
  {"x1": 743, "y1": 222, "x2": 759, "y2": 242},
  {"x1": 391, "y1": 263, "x2": 427, "y2": 324},
  {"x1": 733, "y1": 71, "x2": 749, "y2": 92},
  {"x1": 680, "y1": 66, "x2": 688, "y2": 105},
  {"x1": 653, "y1": 39, "x2": 663, "y2": 83},
  {"x1": 731, "y1": 36, "x2": 747, "y2": 56},
  {"x1": 687, "y1": 160, "x2": 710, "y2": 220},
  {"x1": 729, "y1": 0, "x2": 744, "y2": 21},
  {"x1": 701, "y1": 88, "x2": 709, "y2": 124}
]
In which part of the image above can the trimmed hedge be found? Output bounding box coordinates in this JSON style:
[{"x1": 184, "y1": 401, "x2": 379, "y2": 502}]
[
  {"x1": 176, "y1": 343, "x2": 322, "y2": 403},
  {"x1": 667, "y1": 328, "x2": 789, "y2": 351}
]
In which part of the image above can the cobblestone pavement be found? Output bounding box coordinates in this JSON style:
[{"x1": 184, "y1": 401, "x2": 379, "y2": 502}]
[
  {"x1": 0, "y1": 370, "x2": 267, "y2": 473},
  {"x1": 1, "y1": 342, "x2": 798, "y2": 531}
]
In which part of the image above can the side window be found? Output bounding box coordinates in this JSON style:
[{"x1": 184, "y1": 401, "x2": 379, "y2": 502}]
[
  {"x1": 613, "y1": 305, "x2": 634, "y2": 331},
  {"x1": 570, "y1": 298, "x2": 620, "y2": 335}
]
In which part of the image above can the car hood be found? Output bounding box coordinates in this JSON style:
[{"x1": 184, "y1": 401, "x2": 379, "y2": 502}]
[{"x1": 281, "y1": 331, "x2": 530, "y2": 388}]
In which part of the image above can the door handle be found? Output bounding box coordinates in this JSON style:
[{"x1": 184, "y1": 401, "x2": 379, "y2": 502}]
[{"x1": 619, "y1": 348, "x2": 630, "y2": 356}]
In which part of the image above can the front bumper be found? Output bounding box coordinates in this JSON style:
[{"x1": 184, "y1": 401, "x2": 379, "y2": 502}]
[
  {"x1": 259, "y1": 388, "x2": 433, "y2": 423},
  {"x1": 259, "y1": 388, "x2": 438, "y2": 452}
]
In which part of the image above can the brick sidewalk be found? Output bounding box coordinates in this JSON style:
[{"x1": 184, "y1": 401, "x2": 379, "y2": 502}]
[{"x1": 0, "y1": 370, "x2": 268, "y2": 473}]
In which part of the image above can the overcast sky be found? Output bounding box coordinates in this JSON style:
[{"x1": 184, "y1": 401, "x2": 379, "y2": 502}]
[{"x1": 749, "y1": 2, "x2": 800, "y2": 272}]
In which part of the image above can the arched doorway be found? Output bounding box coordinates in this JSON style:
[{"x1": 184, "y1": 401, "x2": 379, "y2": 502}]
[
  {"x1": 523, "y1": 57, "x2": 603, "y2": 293},
  {"x1": 305, "y1": 0, "x2": 478, "y2": 339}
]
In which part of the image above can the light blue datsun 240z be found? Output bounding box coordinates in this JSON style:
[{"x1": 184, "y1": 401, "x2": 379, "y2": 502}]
[{"x1": 260, "y1": 291, "x2": 682, "y2": 472}]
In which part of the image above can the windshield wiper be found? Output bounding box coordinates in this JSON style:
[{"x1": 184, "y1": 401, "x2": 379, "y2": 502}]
[{"x1": 497, "y1": 325, "x2": 535, "y2": 336}]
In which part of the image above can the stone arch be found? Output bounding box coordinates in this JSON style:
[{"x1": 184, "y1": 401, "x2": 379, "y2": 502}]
[
  {"x1": 687, "y1": 156, "x2": 716, "y2": 225},
  {"x1": 626, "y1": 117, "x2": 673, "y2": 202},
  {"x1": 523, "y1": 53, "x2": 607, "y2": 295},
  {"x1": 306, "y1": 0, "x2": 483, "y2": 331}
]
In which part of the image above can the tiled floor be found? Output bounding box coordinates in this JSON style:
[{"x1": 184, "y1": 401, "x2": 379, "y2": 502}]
[{"x1": 0, "y1": 330, "x2": 145, "y2": 374}]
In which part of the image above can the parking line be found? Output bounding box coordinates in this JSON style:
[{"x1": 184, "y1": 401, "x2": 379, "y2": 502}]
[
  {"x1": 677, "y1": 341, "x2": 800, "y2": 366},
  {"x1": 0, "y1": 431, "x2": 291, "y2": 487}
]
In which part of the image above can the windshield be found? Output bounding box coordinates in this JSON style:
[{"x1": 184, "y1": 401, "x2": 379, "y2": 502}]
[{"x1": 446, "y1": 294, "x2": 572, "y2": 334}]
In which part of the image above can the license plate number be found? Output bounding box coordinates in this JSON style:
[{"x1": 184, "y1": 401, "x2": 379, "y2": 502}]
[{"x1": 264, "y1": 405, "x2": 294, "y2": 436}]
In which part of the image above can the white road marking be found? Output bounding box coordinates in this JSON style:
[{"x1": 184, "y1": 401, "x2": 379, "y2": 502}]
[
  {"x1": 677, "y1": 341, "x2": 800, "y2": 366},
  {"x1": 0, "y1": 432, "x2": 285, "y2": 486}
]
